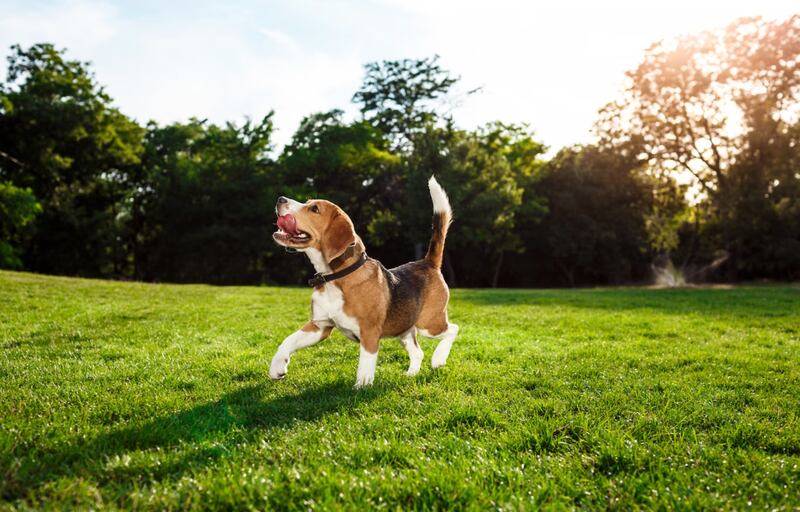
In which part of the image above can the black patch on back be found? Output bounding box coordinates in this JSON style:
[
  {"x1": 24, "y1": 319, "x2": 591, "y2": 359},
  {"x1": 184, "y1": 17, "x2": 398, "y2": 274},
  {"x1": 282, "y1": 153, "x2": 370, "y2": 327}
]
[{"x1": 379, "y1": 260, "x2": 430, "y2": 329}]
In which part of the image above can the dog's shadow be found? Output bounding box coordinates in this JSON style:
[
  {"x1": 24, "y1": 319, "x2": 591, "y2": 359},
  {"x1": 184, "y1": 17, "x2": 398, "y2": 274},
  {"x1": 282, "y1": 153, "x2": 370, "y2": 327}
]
[{"x1": 13, "y1": 380, "x2": 385, "y2": 498}]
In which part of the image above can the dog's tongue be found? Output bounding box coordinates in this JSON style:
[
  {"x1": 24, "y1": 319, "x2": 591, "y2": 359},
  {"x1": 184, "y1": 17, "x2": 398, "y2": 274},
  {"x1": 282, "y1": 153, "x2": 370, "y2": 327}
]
[{"x1": 277, "y1": 214, "x2": 298, "y2": 236}]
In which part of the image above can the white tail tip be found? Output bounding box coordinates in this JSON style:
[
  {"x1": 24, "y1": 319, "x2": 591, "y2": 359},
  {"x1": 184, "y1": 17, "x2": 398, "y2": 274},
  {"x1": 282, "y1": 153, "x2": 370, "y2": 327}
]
[{"x1": 428, "y1": 176, "x2": 451, "y2": 214}]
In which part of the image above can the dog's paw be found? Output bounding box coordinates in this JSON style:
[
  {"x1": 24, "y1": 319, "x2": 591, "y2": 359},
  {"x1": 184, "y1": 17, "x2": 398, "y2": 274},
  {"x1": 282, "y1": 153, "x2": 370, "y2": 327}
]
[
  {"x1": 431, "y1": 340, "x2": 453, "y2": 369},
  {"x1": 431, "y1": 351, "x2": 448, "y2": 369},
  {"x1": 269, "y1": 355, "x2": 289, "y2": 380},
  {"x1": 354, "y1": 374, "x2": 374, "y2": 388},
  {"x1": 405, "y1": 367, "x2": 421, "y2": 377}
]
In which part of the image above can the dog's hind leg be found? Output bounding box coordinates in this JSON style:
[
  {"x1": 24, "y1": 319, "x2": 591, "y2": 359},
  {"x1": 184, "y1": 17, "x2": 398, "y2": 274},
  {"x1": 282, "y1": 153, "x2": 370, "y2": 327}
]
[
  {"x1": 419, "y1": 322, "x2": 459, "y2": 369},
  {"x1": 399, "y1": 328, "x2": 424, "y2": 376},
  {"x1": 269, "y1": 321, "x2": 333, "y2": 380},
  {"x1": 415, "y1": 274, "x2": 456, "y2": 369}
]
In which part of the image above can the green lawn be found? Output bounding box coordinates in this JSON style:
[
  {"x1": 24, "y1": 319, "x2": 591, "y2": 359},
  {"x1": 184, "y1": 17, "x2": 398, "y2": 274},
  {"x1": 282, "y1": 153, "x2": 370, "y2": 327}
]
[{"x1": 1, "y1": 271, "x2": 799, "y2": 510}]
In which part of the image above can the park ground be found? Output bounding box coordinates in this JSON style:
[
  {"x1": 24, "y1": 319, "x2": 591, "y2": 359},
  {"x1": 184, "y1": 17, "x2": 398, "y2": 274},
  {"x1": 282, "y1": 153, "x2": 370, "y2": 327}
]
[{"x1": 1, "y1": 270, "x2": 799, "y2": 510}]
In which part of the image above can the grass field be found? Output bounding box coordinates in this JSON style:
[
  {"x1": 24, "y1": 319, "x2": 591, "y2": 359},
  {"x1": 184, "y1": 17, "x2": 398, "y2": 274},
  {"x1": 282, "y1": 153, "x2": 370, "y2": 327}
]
[{"x1": 1, "y1": 270, "x2": 799, "y2": 510}]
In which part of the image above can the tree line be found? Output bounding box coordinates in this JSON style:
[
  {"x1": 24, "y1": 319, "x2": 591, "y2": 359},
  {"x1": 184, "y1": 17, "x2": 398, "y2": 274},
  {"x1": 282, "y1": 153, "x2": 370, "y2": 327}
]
[{"x1": 1, "y1": 15, "x2": 798, "y2": 287}]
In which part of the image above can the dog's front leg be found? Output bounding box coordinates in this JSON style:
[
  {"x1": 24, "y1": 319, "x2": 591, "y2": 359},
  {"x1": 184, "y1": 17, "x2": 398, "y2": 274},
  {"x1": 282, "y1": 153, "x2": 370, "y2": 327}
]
[
  {"x1": 269, "y1": 321, "x2": 333, "y2": 380},
  {"x1": 355, "y1": 332, "x2": 380, "y2": 388}
]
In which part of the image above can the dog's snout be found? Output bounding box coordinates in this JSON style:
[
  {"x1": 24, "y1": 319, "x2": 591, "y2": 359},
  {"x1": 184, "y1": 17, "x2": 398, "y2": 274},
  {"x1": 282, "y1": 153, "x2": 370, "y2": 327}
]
[{"x1": 276, "y1": 196, "x2": 289, "y2": 214}]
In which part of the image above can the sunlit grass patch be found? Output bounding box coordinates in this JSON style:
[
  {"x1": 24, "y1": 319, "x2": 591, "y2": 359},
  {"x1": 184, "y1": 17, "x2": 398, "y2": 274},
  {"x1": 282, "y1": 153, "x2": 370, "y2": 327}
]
[{"x1": 1, "y1": 271, "x2": 799, "y2": 509}]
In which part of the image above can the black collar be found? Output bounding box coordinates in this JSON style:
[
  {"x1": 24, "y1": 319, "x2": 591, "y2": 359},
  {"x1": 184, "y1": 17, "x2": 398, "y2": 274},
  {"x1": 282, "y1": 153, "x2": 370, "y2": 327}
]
[{"x1": 308, "y1": 252, "x2": 368, "y2": 288}]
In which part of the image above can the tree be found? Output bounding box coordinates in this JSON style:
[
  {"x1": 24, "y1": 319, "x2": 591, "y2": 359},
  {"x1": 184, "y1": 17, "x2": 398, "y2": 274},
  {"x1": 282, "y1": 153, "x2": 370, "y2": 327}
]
[
  {"x1": 353, "y1": 56, "x2": 459, "y2": 151},
  {"x1": 721, "y1": 120, "x2": 800, "y2": 279},
  {"x1": 596, "y1": 16, "x2": 800, "y2": 279},
  {"x1": 528, "y1": 145, "x2": 653, "y2": 287},
  {"x1": 0, "y1": 43, "x2": 144, "y2": 276},
  {"x1": 135, "y1": 116, "x2": 278, "y2": 284}
]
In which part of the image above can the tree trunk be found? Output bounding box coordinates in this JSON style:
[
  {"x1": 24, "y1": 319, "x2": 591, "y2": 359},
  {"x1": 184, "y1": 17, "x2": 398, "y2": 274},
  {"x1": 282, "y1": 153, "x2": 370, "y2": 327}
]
[
  {"x1": 131, "y1": 195, "x2": 143, "y2": 280},
  {"x1": 491, "y1": 251, "x2": 504, "y2": 288},
  {"x1": 555, "y1": 259, "x2": 575, "y2": 287},
  {"x1": 111, "y1": 201, "x2": 119, "y2": 276}
]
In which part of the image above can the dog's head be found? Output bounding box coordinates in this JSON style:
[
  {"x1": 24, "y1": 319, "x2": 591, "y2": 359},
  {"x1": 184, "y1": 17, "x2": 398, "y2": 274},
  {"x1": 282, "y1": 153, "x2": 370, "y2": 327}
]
[{"x1": 273, "y1": 196, "x2": 356, "y2": 262}]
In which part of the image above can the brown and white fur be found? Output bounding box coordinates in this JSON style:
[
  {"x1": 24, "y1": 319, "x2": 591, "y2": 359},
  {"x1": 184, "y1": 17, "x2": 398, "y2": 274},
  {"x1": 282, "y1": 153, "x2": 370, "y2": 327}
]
[{"x1": 269, "y1": 176, "x2": 458, "y2": 387}]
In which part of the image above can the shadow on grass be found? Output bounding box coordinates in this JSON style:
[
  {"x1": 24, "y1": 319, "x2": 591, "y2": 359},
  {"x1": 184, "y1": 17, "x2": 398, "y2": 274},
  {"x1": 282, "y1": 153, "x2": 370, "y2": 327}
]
[{"x1": 5, "y1": 379, "x2": 385, "y2": 501}]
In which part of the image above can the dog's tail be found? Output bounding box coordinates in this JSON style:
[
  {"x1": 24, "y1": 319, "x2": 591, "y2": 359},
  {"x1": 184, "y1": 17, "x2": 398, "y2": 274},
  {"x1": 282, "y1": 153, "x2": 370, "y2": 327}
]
[{"x1": 424, "y1": 176, "x2": 452, "y2": 269}]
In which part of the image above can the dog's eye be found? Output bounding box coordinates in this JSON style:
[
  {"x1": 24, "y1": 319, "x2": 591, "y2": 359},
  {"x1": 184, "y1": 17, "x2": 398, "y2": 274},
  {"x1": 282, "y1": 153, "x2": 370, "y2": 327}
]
[{"x1": 309, "y1": 204, "x2": 320, "y2": 214}]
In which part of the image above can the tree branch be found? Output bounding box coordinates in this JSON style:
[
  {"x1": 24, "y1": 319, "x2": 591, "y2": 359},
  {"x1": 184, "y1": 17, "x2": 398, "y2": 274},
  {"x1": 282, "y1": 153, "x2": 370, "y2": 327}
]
[{"x1": 0, "y1": 149, "x2": 26, "y2": 168}]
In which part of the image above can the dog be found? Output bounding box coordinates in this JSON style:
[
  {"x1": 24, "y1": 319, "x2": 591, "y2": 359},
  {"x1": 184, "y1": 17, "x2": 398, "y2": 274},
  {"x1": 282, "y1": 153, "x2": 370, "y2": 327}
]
[{"x1": 269, "y1": 176, "x2": 458, "y2": 387}]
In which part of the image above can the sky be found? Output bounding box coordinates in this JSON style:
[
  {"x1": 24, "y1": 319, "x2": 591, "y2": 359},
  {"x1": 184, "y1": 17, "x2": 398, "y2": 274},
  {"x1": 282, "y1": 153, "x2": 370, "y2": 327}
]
[{"x1": 1, "y1": 0, "x2": 797, "y2": 153}]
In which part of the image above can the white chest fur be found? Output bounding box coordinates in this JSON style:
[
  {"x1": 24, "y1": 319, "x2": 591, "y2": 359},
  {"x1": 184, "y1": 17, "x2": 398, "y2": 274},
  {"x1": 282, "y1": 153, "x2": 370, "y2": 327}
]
[{"x1": 312, "y1": 283, "x2": 361, "y2": 341}]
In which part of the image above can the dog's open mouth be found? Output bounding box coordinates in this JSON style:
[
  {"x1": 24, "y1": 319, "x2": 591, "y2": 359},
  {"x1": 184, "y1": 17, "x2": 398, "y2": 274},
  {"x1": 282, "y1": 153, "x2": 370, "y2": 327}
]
[{"x1": 274, "y1": 214, "x2": 311, "y2": 244}]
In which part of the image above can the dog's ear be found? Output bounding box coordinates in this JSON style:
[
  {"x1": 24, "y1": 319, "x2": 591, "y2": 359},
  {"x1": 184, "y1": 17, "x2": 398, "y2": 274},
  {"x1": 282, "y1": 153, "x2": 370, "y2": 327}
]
[{"x1": 323, "y1": 212, "x2": 356, "y2": 263}]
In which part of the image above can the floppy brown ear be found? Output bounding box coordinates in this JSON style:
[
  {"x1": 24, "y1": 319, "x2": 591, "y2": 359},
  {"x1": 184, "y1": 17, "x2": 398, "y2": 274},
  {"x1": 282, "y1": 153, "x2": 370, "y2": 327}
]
[{"x1": 323, "y1": 212, "x2": 356, "y2": 263}]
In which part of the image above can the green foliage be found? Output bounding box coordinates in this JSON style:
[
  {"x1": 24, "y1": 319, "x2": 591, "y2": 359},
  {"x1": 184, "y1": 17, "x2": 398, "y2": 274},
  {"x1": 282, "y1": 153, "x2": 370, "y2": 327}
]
[
  {"x1": 0, "y1": 43, "x2": 144, "y2": 276},
  {"x1": 1, "y1": 271, "x2": 799, "y2": 509},
  {"x1": 721, "y1": 120, "x2": 800, "y2": 279},
  {"x1": 353, "y1": 56, "x2": 458, "y2": 150},
  {"x1": 134, "y1": 116, "x2": 278, "y2": 284},
  {"x1": 0, "y1": 182, "x2": 40, "y2": 268},
  {"x1": 525, "y1": 145, "x2": 653, "y2": 286},
  {"x1": 643, "y1": 178, "x2": 690, "y2": 255},
  {"x1": 0, "y1": 43, "x2": 143, "y2": 196}
]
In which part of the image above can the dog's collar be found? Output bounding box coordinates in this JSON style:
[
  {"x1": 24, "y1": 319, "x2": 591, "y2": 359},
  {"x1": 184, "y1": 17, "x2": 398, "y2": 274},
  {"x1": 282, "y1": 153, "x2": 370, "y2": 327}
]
[{"x1": 308, "y1": 252, "x2": 368, "y2": 288}]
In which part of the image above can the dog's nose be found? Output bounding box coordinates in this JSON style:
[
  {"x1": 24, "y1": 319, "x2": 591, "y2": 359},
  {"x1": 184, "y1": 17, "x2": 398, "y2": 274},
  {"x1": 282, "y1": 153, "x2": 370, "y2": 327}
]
[{"x1": 277, "y1": 196, "x2": 288, "y2": 204}]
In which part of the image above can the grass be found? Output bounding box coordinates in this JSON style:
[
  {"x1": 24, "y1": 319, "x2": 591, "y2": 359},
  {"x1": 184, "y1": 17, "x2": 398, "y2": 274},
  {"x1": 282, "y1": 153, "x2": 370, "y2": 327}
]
[{"x1": 1, "y1": 270, "x2": 799, "y2": 510}]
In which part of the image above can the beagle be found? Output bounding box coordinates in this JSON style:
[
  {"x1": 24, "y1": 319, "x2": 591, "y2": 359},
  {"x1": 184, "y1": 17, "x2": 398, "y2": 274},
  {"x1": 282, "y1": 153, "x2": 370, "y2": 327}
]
[{"x1": 269, "y1": 176, "x2": 458, "y2": 387}]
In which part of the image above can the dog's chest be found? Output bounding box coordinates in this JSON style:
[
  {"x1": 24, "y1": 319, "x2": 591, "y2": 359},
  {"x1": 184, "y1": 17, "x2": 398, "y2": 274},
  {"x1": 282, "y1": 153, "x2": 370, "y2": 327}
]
[{"x1": 312, "y1": 284, "x2": 361, "y2": 341}]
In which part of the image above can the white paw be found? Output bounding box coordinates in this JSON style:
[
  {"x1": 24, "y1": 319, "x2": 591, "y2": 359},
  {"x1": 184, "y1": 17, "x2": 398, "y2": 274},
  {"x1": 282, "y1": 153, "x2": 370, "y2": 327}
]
[
  {"x1": 269, "y1": 354, "x2": 290, "y2": 380},
  {"x1": 354, "y1": 373, "x2": 374, "y2": 388},
  {"x1": 405, "y1": 347, "x2": 423, "y2": 376},
  {"x1": 355, "y1": 345, "x2": 377, "y2": 388},
  {"x1": 431, "y1": 344, "x2": 451, "y2": 369}
]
